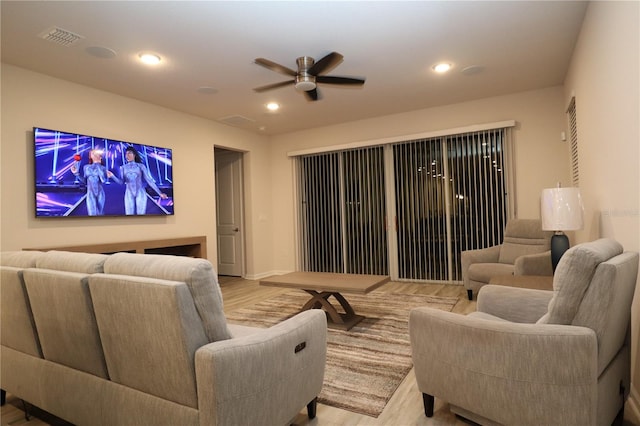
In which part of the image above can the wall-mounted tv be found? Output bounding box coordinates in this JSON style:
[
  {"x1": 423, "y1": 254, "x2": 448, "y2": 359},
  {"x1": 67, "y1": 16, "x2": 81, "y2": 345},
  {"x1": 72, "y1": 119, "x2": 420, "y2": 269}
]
[{"x1": 34, "y1": 127, "x2": 174, "y2": 217}]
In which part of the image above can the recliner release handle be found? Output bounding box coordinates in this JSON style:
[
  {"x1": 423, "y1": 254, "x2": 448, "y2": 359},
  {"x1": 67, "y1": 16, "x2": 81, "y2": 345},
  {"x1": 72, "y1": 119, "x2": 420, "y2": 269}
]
[{"x1": 294, "y1": 342, "x2": 306, "y2": 353}]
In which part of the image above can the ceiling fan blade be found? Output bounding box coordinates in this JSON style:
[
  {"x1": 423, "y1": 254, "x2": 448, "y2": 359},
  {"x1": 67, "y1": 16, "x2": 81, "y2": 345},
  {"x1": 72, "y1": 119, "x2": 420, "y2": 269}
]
[
  {"x1": 308, "y1": 52, "x2": 344, "y2": 76},
  {"x1": 304, "y1": 88, "x2": 319, "y2": 101},
  {"x1": 253, "y1": 80, "x2": 295, "y2": 92},
  {"x1": 254, "y1": 58, "x2": 297, "y2": 76},
  {"x1": 316, "y1": 76, "x2": 365, "y2": 86}
]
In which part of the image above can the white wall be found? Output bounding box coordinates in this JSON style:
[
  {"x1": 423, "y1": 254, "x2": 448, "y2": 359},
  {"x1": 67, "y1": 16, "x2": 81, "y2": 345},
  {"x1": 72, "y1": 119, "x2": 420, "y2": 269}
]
[
  {"x1": 563, "y1": 1, "x2": 640, "y2": 420},
  {"x1": 269, "y1": 86, "x2": 571, "y2": 273},
  {"x1": 0, "y1": 66, "x2": 572, "y2": 279},
  {"x1": 0, "y1": 64, "x2": 273, "y2": 278}
]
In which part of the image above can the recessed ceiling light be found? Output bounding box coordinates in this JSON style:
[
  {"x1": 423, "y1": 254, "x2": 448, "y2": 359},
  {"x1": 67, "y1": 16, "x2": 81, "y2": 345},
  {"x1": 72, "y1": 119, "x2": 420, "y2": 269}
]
[
  {"x1": 432, "y1": 63, "x2": 452, "y2": 73},
  {"x1": 139, "y1": 53, "x2": 161, "y2": 65},
  {"x1": 266, "y1": 102, "x2": 280, "y2": 111}
]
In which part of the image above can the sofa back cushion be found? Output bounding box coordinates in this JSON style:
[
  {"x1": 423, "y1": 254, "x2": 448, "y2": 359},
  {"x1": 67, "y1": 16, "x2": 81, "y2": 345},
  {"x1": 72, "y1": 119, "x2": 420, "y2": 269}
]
[
  {"x1": 89, "y1": 274, "x2": 208, "y2": 408},
  {"x1": 23, "y1": 269, "x2": 109, "y2": 378},
  {"x1": 538, "y1": 238, "x2": 624, "y2": 326},
  {"x1": 573, "y1": 251, "x2": 638, "y2": 374},
  {"x1": 36, "y1": 250, "x2": 108, "y2": 273},
  {"x1": 498, "y1": 219, "x2": 552, "y2": 264},
  {"x1": 1, "y1": 250, "x2": 45, "y2": 268},
  {"x1": 103, "y1": 252, "x2": 231, "y2": 342},
  {"x1": 1, "y1": 266, "x2": 43, "y2": 357}
]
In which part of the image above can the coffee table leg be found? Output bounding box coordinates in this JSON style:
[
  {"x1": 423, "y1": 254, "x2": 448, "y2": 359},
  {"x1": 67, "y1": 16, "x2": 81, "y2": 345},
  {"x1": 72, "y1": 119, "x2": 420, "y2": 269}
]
[
  {"x1": 332, "y1": 293, "x2": 356, "y2": 317},
  {"x1": 301, "y1": 291, "x2": 343, "y2": 324},
  {"x1": 301, "y1": 290, "x2": 363, "y2": 330}
]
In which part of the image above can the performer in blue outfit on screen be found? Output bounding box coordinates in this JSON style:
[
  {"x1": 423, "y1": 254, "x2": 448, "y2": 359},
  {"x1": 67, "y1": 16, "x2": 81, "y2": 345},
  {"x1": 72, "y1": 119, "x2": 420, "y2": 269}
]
[
  {"x1": 120, "y1": 146, "x2": 168, "y2": 215},
  {"x1": 71, "y1": 149, "x2": 120, "y2": 216}
]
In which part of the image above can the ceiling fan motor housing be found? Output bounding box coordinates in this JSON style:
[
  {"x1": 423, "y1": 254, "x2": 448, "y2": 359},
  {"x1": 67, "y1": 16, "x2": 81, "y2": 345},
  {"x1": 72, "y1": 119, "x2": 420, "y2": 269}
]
[{"x1": 295, "y1": 56, "x2": 317, "y2": 91}]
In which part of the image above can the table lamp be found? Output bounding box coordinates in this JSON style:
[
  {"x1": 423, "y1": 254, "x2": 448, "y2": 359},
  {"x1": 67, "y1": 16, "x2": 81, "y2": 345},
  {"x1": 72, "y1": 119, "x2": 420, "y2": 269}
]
[{"x1": 541, "y1": 186, "x2": 584, "y2": 272}]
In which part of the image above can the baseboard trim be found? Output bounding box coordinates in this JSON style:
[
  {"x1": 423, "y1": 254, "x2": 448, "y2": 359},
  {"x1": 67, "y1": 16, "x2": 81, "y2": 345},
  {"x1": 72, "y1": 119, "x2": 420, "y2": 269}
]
[
  {"x1": 627, "y1": 384, "x2": 640, "y2": 424},
  {"x1": 244, "y1": 270, "x2": 293, "y2": 281}
]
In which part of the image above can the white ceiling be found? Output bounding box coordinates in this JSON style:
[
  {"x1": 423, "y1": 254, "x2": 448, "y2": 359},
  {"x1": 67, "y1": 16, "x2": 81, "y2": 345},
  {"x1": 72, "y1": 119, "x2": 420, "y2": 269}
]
[{"x1": 1, "y1": 1, "x2": 588, "y2": 136}]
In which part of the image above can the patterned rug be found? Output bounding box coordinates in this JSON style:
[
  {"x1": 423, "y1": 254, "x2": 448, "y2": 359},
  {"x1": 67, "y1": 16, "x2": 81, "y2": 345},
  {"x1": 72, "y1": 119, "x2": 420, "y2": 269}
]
[{"x1": 225, "y1": 290, "x2": 458, "y2": 417}]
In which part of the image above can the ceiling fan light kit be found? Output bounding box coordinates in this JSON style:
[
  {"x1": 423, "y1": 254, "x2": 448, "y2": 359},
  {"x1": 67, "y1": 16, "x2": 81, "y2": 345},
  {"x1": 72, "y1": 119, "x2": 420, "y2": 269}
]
[
  {"x1": 254, "y1": 51, "x2": 365, "y2": 101},
  {"x1": 295, "y1": 74, "x2": 316, "y2": 91}
]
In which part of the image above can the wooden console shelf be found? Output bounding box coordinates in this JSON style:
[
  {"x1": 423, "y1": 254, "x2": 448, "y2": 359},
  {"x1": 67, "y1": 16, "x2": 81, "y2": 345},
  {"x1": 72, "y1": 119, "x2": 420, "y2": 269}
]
[{"x1": 26, "y1": 236, "x2": 207, "y2": 259}]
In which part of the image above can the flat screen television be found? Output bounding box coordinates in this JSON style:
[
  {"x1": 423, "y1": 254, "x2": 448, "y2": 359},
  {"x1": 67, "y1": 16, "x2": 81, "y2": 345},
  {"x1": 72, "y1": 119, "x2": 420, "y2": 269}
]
[{"x1": 33, "y1": 127, "x2": 174, "y2": 217}]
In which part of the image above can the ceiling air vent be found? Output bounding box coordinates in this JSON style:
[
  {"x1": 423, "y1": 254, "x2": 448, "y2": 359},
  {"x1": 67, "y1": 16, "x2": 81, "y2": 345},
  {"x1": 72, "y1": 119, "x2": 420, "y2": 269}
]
[
  {"x1": 218, "y1": 115, "x2": 255, "y2": 128},
  {"x1": 38, "y1": 27, "x2": 84, "y2": 47}
]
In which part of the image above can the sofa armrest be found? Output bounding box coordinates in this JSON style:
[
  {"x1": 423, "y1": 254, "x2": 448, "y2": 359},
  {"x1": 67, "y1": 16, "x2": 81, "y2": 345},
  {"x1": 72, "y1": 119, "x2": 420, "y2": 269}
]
[
  {"x1": 514, "y1": 251, "x2": 553, "y2": 276},
  {"x1": 195, "y1": 309, "x2": 327, "y2": 426},
  {"x1": 461, "y1": 245, "x2": 502, "y2": 286},
  {"x1": 409, "y1": 308, "x2": 598, "y2": 425},
  {"x1": 476, "y1": 285, "x2": 553, "y2": 323}
]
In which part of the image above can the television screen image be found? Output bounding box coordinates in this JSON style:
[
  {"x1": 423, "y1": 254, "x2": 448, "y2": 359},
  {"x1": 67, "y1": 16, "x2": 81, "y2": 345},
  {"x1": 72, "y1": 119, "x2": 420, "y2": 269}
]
[{"x1": 34, "y1": 127, "x2": 174, "y2": 217}]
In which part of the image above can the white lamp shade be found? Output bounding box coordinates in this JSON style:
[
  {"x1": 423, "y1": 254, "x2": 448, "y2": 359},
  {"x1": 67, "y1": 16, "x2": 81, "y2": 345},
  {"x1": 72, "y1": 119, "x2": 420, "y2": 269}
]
[{"x1": 541, "y1": 187, "x2": 584, "y2": 231}]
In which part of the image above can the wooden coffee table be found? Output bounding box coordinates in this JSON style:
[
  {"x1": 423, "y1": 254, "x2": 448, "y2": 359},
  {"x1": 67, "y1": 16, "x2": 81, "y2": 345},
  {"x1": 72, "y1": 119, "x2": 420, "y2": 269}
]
[{"x1": 259, "y1": 271, "x2": 390, "y2": 330}]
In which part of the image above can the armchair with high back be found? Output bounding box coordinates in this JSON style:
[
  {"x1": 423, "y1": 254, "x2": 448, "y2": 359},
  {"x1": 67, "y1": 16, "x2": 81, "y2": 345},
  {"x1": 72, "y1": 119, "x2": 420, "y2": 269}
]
[
  {"x1": 461, "y1": 218, "x2": 553, "y2": 300},
  {"x1": 409, "y1": 238, "x2": 638, "y2": 425}
]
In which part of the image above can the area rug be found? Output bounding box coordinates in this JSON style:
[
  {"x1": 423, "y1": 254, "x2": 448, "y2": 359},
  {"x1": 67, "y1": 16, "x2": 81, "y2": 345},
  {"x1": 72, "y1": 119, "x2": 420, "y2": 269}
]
[{"x1": 225, "y1": 290, "x2": 458, "y2": 417}]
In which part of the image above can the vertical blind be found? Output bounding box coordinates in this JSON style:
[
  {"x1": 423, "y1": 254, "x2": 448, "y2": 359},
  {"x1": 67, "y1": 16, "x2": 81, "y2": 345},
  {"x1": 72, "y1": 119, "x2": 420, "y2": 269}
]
[
  {"x1": 394, "y1": 137, "x2": 448, "y2": 280},
  {"x1": 296, "y1": 147, "x2": 388, "y2": 274},
  {"x1": 394, "y1": 129, "x2": 509, "y2": 281},
  {"x1": 567, "y1": 97, "x2": 580, "y2": 187},
  {"x1": 295, "y1": 125, "x2": 512, "y2": 282},
  {"x1": 297, "y1": 152, "x2": 343, "y2": 272},
  {"x1": 342, "y1": 148, "x2": 387, "y2": 274}
]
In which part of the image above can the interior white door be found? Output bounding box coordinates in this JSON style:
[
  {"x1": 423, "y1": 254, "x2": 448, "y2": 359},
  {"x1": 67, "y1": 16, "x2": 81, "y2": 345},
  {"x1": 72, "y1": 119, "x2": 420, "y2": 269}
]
[{"x1": 215, "y1": 148, "x2": 243, "y2": 276}]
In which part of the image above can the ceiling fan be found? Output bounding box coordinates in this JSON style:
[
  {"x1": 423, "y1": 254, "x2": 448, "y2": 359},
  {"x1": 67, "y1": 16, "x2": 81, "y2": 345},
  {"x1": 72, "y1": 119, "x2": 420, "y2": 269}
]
[{"x1": 253, "y1": 52, "x2": 365, "y2": 101}]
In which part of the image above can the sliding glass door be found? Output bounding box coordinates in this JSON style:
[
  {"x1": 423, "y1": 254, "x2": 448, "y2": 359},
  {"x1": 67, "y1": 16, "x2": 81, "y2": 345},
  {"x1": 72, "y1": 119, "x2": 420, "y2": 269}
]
[{"x1": 295, "y1": 126, "x2": 512, "y2": 282}]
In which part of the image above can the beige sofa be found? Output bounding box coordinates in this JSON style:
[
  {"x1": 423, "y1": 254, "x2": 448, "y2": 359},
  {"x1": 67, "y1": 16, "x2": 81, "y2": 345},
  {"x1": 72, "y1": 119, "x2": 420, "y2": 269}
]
[{"x1": 1, "y1": 250, "x2": 327, "y2": 426}]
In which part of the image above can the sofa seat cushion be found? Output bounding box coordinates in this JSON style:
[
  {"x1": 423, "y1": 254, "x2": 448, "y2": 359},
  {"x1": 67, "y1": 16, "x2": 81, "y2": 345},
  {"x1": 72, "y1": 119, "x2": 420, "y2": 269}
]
[
  {"x1": 467, "y1": 311, "x2": 510, "y2": 322},
  {"x1": 468, "y1": 263, "x2": 515, "y2": 284},
  {"x1": 103, "y1": 252, "x2": 232, "y2": 342}
]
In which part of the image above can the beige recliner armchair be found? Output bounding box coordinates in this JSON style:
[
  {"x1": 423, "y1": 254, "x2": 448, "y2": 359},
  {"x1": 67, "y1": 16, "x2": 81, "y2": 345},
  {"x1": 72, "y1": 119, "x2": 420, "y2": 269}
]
[
  {"x1": 461, "y1": 218, "x2": 553, "y2": 300},
  {"x1": 410, "y1": 238, "x2": 638, "y2": 425}
]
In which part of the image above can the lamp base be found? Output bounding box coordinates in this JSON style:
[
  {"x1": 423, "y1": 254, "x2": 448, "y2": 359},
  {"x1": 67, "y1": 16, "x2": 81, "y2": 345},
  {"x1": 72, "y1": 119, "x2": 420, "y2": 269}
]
[{"x1": 551, "y1": 233, "x2": 570, "y2": 272}]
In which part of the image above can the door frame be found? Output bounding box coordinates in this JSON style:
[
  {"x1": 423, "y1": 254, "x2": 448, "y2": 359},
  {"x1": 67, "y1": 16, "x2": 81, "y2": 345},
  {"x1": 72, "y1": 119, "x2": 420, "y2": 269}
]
[{"x1": 214, "y1": 147, "x2": 246, "y2": 277}]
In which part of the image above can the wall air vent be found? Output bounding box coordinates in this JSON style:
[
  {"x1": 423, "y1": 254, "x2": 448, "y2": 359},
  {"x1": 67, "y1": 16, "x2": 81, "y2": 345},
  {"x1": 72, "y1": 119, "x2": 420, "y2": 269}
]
[
  {"x1": 38, "y1": 27, "x2": 84, "y2": 47},
  {"x1": 218, "y1": 115, "x2": 255, "y2": 127}
]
